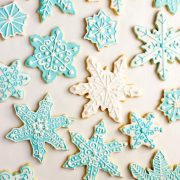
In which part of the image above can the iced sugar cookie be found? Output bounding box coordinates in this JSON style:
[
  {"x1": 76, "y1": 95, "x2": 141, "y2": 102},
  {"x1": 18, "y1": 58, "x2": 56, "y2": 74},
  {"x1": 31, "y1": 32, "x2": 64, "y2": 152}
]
[
  {"x1": 131, "y1": 11, "x2": 180, "y2": 80},
  {"x1": 154, "y1": 0, "x2": 180, "y2": 14},
  {"x1": 70, "y1": 55, "x2": 141, "y2": 123},
  {"x1": 130, "y1": 150, "x2": 180, "y2": 179},
  {"x1": 0, "y1": 164, "x2": 35, "y2": 180},
  {"x1": 121, "y1": 112, "x2": 162, "y2": 149},
  {"x1": 84, "y1": 10, "x2": 117, "y2": 50},
  {"x1": 110, "y1": 0, "x2": 123, "y2": 15},
  {"x1": 63, "y1": 120, "x2": 127, "y2": 179},
  {"x1": 25, "y1": 27, "x2": 80, "y2": 83},
  {"x1": 158, "y1": 89, "x2": 180, "y2": 122},
  {"x1": 38, "y1": 0, "x2": 75, "y2": 21},
  {"x1": 6, "y1": 94, "x2": 72, "y2": 162},
  {"x1": 0, "y1": 60, "x2": 31, "y2": 102},
  {"x1": 0, "y1": 3, "x2": 27, "y2": 39}
]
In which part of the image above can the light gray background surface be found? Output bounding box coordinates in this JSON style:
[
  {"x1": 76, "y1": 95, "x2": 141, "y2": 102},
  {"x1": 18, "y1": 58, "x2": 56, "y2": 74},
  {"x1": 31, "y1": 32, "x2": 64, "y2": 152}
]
[{"x1": 0, "y1": 0, "x2": 179, "y2": 179}]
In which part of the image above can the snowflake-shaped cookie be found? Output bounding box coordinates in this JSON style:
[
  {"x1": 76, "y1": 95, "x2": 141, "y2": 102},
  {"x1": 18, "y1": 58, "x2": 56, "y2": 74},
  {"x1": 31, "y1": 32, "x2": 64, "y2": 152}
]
[
  {"x1": 6, "y1": 94, "x2": 72, "y2": 162},
  {"x1": 154, "y1": 0, "x2": 180, "y2": 14},
  {"x1": 0, "y1": 60, "x2": 31, "y2": 102},
  {"x1": 0, "y1": 165, "x2": 35, "y2": 180},
  {"x1": 0, "y1": 3, "x2": 27, "y2": 39},
  {"x1": 63, "y1": 121, "x2": 127, "y2": 179},
  {"x1": 25, "y1": 27, "x2": 80, "y2": 83},
  {"x1": 38, "y1": 0, "x2": 75, "y2": 21},
  {"x1": 130, "y1": 150, "x2": 180, "y2": 179},
  {"x1": 121, "y1": 112, "x2": 162, "y2": 149},
  {"x1": 158, "y1": 89, "x2": 180, "y2": 123},
  {"x1": 84, "y1": 10, "x2": 117, "y2": 50},
  {"x1": 110, "y1": 0, "x2": 123, "y2": 15},
  {"x1": 131, "y1": 11, "x2": 180, "y2": 80},
  {"x1": 70, "y1": 56, "x2": 141, "y2": 123}
]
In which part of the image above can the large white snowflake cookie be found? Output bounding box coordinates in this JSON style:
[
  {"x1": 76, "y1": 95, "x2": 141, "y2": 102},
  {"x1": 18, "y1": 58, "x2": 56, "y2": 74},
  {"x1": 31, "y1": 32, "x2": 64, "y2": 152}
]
[{"x1": 70, "y1": 55, "x2": 142, "y2": 123}]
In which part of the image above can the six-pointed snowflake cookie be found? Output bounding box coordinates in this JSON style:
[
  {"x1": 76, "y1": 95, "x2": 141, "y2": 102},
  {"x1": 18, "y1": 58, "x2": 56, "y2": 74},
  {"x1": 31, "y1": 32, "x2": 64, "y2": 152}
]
[
  {"x1": 6, "y1": 94, "x2": 72, "y2": 162},
  {"x1": 131, "y1": 11, "x2": 180, "y2": 81},
  {"x1": 63, "y1": 120, "x2": 127, "y2": 180},
  {"x1": 154, "y1": 0, "x2": 180, "y2": 14},
  {"x1": 130, "y1": 150, "x2": 180, "y2": 179},
  {"x1": 70, "y1": 55, "x2": 141, "y2": 123},
  {"x1": 0, "y1": 164, "x2": 35, "y2": 180},
  {"x1": 25, "y1": 27, "x2": 80, "y2": 83},
  {"x1": 38, "y1": 0, "x2": 75, "y2": 22},
  {"x1": 84, "y1": 10, "x2": 117, "y2": 50},
  {"x1": 0, "y1": 3, "x2": 27, "y2": 39},
  {"x1": 110, "y1": 0, "x2": 123, "y2": 15},
  {"x1": 0, "y1": 60, "x2": 31, "y2": 102},
  {"x1": 158, "y1": 89, "x2": 180, "y2": 123},
  {"x1": 121, "y1": 112, "x2": 162, "y2": 149}
]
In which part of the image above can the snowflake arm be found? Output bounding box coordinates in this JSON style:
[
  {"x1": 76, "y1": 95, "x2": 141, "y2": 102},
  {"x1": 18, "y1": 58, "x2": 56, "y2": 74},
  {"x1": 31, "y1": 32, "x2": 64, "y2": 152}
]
[
  {"x1": 0, "y1": 60, "x2": 31, "y2": 102},
  {"x1": 131, "y1": 11, "x2": 180, "y2": 80},
  {"x1": 84, "y1": 10, "x2": 117, "y2": 51},
  {"x1": 158, "y1": 89, "x2": 180, "y2": 122},
  {"x1": 0, "y1": 165, "x2": 35, "y2": 180},
  {"x1": 0, "y1": 3, "x2": 27, "y2": 39},
  {"x1": 25, "y1": 27, "x2": 80, "y2": 83},
  {"x1": 154, "y1": 0, "x2": 180, "y2": 14},
  {"x1": 63, "y1": 120, "x2": 127, "y2": 179},
  {"x1": 6, "y1": 94, "x2": 72, "y2": 162},
  {"x1": 121, "y1": 112, "x2": 162, "y2": 149},
  {"x1": 70, "y1": 56, "x2": 141, "y2": 123},
  {"x1": 38, "y1": 0, "x2": 75, "y2": 22},
  {"x1": 110, "y1": 0, "x2": 123, "y2": 15},
  {"x1": 129, "y1": 163, "x2": 149, "y2": 179},
  {"x1": 130, "y1": 150, "x2": 179, "y2": 179}
]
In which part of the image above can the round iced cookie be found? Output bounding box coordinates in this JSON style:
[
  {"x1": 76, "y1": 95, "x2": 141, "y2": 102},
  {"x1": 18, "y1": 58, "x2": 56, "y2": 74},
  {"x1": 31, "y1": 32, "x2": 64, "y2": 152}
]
[
  {"x1": 6, "y1": 94, "x2": 73, "y2": 163},
  {"x1": 84, "y1": 10, "x2": 117, "y2": 51},
  {"x1": 121, "y1": 112, "x2": 162, "y2": 149},
  {"x1": 0, "y1": 60, "x2": 31, "y2": 102},
  {"x1": 131, "y1": 11, "x2": 180, "y2": 81},
  {"x1": 63, "y1": 120, "x2": 127, "y2": 180},
  {"x1": 0, "y1": 2, "x2": 27, "y2": 39},
  {"x1": 25, "y1": 27, "x2": 80, "y2": 83},
  {"x1": 70, "y1": 55, "x2": 141, "y2": 123},
  {"x1": 158, "y1": 89, "x2": 180, "y2": 122},
  {"x1": 0, "y1": 164, "x2": 35, "y2": 180},
  {"x1": 130, "y1": 150, "x2": 180, "y2": 179}
]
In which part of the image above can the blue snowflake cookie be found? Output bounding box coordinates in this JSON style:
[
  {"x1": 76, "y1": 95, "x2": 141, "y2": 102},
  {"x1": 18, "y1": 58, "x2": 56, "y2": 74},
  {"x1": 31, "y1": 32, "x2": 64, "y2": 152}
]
[
  {"x1": 130, "y1": 150, "x2": 180, "y2": 179},
  {"x1": 0, "y1": 2, "x2": 27, "y2": 39},
  {"x1": 131, "y1": 11, "x2": 180, "y2": 80},
  {"x1": 0, "y1": 164, "x2": 35, "y2": 180},
  {"x1": 0, "y1": 60, "x2": 31, "y2": 102},
  {"x1": 84, "y1": 10, "x2": 117, "y2": 51},
  {"x1": 121, "y1": 112, "x2": 162, "y2": 149},
  {"x1": 63, "y1": 120, "x2": 127, "y2": 180},
  {"x1": 6, "y1": 94, "x2": 72, "y2": 162},
  {"x1": 39, "y1": 0, "x2": 75, "y2": 22},
  {"x1": 154, "y1": 0, "x2": 180, "y2": 14},
  {"x1": 25, "y1": 27, "x2": 80, "y2": 83},
  {"x1": 158, "y1": 89, "x2": 180, "y2": 123}
]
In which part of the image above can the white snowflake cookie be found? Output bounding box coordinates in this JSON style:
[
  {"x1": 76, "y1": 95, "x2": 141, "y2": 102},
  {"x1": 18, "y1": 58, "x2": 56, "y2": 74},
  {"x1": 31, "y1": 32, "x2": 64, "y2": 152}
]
[{"x1": 70, "y1": 55, "x2": 142, "y2": 123}]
